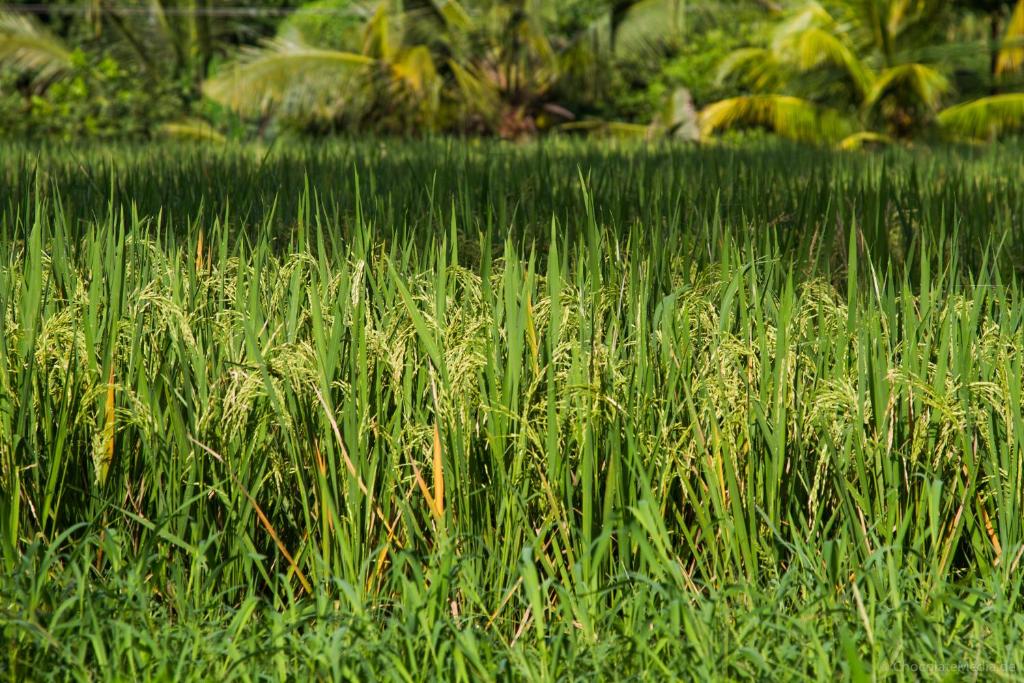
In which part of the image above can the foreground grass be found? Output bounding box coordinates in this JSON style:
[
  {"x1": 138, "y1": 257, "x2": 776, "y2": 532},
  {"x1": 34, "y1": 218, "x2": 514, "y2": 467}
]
[{"x1": 2, "y1": 141, "x2": 1024, "y2": 680}]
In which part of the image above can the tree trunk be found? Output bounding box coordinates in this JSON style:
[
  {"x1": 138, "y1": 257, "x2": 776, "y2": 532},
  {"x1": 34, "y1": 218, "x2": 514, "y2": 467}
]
[{"x1": 196, "y1": 0, "x2": 213, "y2": 92}]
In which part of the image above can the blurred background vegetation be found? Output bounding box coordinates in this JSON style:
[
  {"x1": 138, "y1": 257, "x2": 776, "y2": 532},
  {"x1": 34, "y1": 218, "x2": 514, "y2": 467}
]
[{"x1": 1, "y1": 0, "x2": 1023, "y2": 144}]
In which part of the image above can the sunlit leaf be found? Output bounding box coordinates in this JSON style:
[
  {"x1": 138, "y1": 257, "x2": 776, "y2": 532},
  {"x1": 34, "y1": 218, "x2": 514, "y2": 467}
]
[
  {"x1": 864, "y1": 63, "x2": 951, "y2": 112},
  {"x1": 203, "y1": 39, "x2": 374, "y2": 116},
  {"x1": 700, "y1": 94, "x2": 853, "y2": 143},
  {"x1": 938, "y1": 93, "x2": 1024, "y2": 140},
  {"x1": 996, "y1": 0, "x2": 1024, "y2": 76}
]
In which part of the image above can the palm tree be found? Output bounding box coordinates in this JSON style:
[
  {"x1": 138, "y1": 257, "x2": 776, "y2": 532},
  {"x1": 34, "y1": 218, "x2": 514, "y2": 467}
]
[
  {"x1": 201, "y1": 0, "x2": 697, "y2": 138},
  {"x1": 701, "y1": 0, "x2": 1024, "y2": 144},
  {"x1": 0, "y1": 0, "x2": 754, "y2": 139},
  {"x1": 203, "y1": 1, "x2": 456, "y2": 134}
]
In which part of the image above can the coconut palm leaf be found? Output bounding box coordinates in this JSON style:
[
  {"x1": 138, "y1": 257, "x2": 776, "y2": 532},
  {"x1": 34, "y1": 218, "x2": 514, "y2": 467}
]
[
  {"x1": 717, "y1": 3, "x2": 873, "y2": 100},
  {"x1": 705, "y1": 0, "x2": 1024, "y2": 144},
  {"x1": 557, "y1": 119, "x2": 650, "y2": 138},
  {"x1": 777, "y1": 25, "x2": 873, "y2": 96},
  {"x1": 448, "y1": 58, "x2": 501, "y2": 121},
  {"x1": 430, "y1": 0, "x2": 472, "y2": 30},
  {"x1": 203, "y1": 39, "x2": 374, "y2": 116},
  {"x1": 837, "y1": 130, "x2": 893, "y2": 149},
  {"x1": 391, "y1": 45, "x2": 439, "y2": 95},
  {"x1": 610, "y1": 0, "x2": 687, "y2": 55},
  {"x1": 716, "y1": 47, "x2": 785, "y2": 91},
  {"x1": 398, "y1": 0, "x2": 473, "y2": 52},
  {"x1": 863, "y1": 62, "x2": 950, "y2": 111},
  {"x1": 699, "y1": 94, "x2": 853, "y2": 143},
  {"x1": 0, "y1": 11, "x2": 73, "y2": 85},
  {"x1": 159, "y1": 119, "x2": 227, "y2": 143},
  {"x1": 769, "y1": 1, "x2": 836, "y2": 47},
  {"x1": 996, "y1": 0, "x2": 1024, "y2": 76},
  {"x1": 937, "y1": 93, "x2": 1024, "y2": 139},
  {"x1": 362, "y1": 2, "x2": 398, "y2": 62}
]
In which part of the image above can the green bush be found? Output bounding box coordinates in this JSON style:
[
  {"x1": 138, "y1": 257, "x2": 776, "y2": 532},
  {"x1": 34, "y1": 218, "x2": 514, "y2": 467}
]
[{"x1": 0, "y1": 50, "x2": 184, "y2": 140}]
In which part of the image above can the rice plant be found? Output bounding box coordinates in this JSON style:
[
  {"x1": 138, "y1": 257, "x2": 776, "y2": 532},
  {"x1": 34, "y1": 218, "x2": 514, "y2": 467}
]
[{"x1": 2, "y1": 140, "x2": 1024, "y2": 681}]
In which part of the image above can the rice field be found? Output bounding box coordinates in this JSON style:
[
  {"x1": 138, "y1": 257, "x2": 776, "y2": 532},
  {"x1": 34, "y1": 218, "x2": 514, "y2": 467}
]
[{"x1": 2, "y1": 140, "x2": 1024, "y2": 681}]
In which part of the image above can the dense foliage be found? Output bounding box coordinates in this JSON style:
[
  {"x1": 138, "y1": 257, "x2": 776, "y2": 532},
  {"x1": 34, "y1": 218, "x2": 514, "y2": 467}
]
[
  {"x1": 706, "y1": 0, "x2": 1024, "y2": 143},
  {"x1": 2, "y1": 140, "x2": 1024, "y2": 679},
  {"x1": 0, "y1": 0, "x2": 298, "y2": 139},
  {"x1": 4, "y1": 1, "x2": 1024, "y2": 142}
]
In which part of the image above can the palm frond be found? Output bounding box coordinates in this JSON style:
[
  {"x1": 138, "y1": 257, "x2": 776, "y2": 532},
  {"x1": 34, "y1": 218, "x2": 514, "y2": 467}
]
[
  {"x1": 864, "y1": 63, "x2": 950, "y2": 112},
  {"x1": 716, "y1": 47, "x2": 783, "y2": 91},
  {"x1": 159, "y1": 119, "x2": 227, "y2": 143},
  {"x1": 770, "y1": 2, "x2": 837, "y2": 48},
  {"x1": 722, "y1": 4, "x2": 871, "y2": 97},
  {"x1": 937, "y1": 93, "x2": 1024, "y2": 140},
  {"x1": 996, "y1": 0, "x2": 1024, "y2": 76},
  {"x1": 448, "y1": 59, "x2": 501, "y2": 121},
  {"x1": 611, "y1": 0, "x2": 687, "y2": 56},
  {"x1": 391, "y1": 45, "x2": 439, "y2": 95},
  {"x1": 699, "y1": 94, "x2": 853, "y2": 143},
  {"x1": 780, "y1": 26, "x2": 872, "y2": 96},
  {"x1": 557, "y1": 119, "x2": 650, "y2": 139},
  {"x1": 837, "y1": 130, "x2": 893, "y2": 150},
  {"x1": 431, "y1": 0, "x2": 472, "y2": 30},
  {"x1": 0, "y1": 11, "x2": 73, "y2": 84},
  {"x1": 203, "y1": 40, "x2": 374, "y2": 117},
  {"x1": 363, "y1": 2, "x2": 396, "y2": 62}
]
